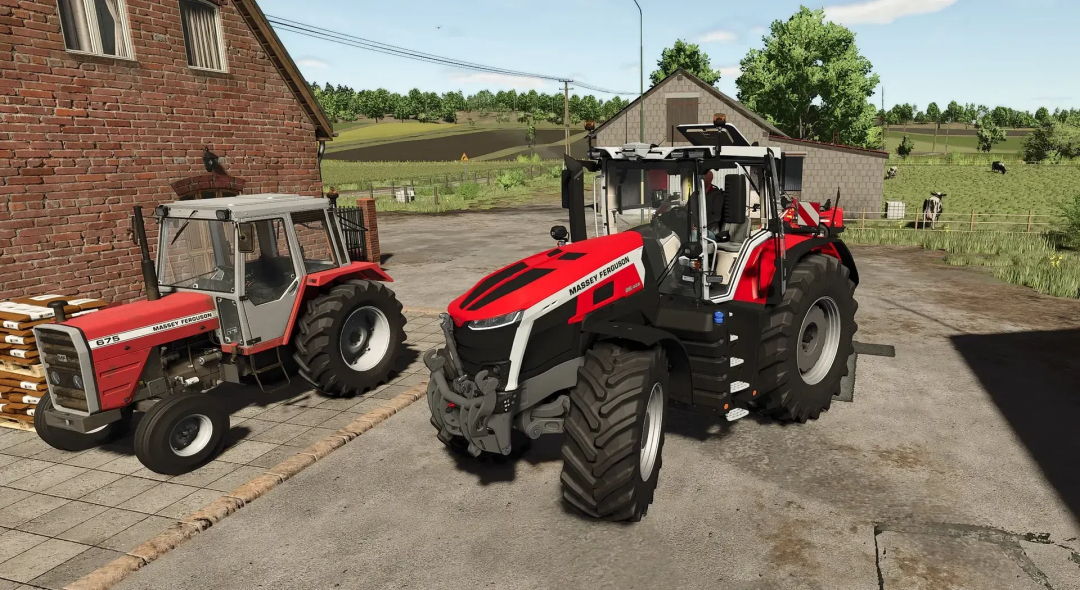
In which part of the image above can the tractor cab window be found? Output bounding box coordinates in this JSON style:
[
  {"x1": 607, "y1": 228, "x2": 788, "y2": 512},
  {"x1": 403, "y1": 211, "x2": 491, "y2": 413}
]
[
  {"x1": 290, "y1": 210, "x2": 337, "y2": 274},
  {"x1": 242, "y1": 218, "x2": 297, "y2": 306},
  {"x1": 160, "y1": 218, "x2": 236, "y2": 293}
]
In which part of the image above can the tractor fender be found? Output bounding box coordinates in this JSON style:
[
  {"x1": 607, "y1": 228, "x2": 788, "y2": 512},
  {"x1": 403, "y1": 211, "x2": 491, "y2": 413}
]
[
  {"x1": 580, "y1": 320, "x2": 693, "y2": 404},
  {"x1": 281, "y1": 262, "x2": 393, "y2": 345},
  {"x1": 784, "y1": 237, "x2": 859, "y2": 286}
]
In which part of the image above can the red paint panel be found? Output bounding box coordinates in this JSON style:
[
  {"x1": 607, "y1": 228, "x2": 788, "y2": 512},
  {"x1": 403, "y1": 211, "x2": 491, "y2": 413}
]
[
  {"x1": 282, "y1": 262, "x2": 394, "y2": 344},
  {"x1": 93, "y1": 349, "x2": 151, "y2": 410},
  {"x1": 570, "y1": 266, "x2": 643, "y2": 323},
  {"x1": 240, "y1": 337, "x2": 284, "y2": 355},
  {"x1": 67, "y1": 292, "x2": 216, "y2": 345},
  {"x1": 448, "y1": 232, "x2": 644, "y2": 325},
  {"x1": 733, "y1": 241, "x2": 774, "y2": 304}
]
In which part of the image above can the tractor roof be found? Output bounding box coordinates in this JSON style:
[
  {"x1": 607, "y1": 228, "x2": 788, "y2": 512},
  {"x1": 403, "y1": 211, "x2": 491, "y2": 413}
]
[
  {"x1": 158, "y1": 194, "x2": 330, "y2": 220},
  {"x1": 589, "y1": 123, "x2": 783, "y2": 164}
]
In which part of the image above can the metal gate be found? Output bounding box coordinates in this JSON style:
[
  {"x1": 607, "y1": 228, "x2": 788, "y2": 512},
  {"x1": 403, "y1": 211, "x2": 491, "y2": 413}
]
[{"x1": 334, "y1": 206, "x2": 368, "y2": 262}]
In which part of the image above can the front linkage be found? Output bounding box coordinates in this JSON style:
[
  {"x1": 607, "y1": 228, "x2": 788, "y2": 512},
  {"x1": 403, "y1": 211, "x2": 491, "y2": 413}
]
[{"x1": 424, "y1": 314, "x2": 514, "y2": 456}]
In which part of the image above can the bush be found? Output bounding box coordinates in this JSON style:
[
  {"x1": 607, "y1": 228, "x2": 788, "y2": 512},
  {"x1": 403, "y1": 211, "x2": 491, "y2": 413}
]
[
  {"x1": 515, "y1": 153, "x2": 542, "y2": 164},
  {"x1": 896, "y1": 135, "x2": 914, "y2": 157},
  {"x1": 457, "y1": 182, "x2": 482, "y2": 200},
  {"x1": 496, "y1": 169, "x2": 525, "y2": 190},
  {"x1": 1023, "y1": 121, "x2": 1080, "y2": 162},
  {"x1": 548, "y1": 165, "x2": 562, "y2": 179},
  {"x1": 1065, "y1": 192, "x2": 1080, "y2": 244}
]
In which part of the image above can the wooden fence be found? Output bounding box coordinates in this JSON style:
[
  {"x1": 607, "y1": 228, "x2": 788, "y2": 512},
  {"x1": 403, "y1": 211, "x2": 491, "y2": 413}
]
[{"x1": 851, "y1": 208, "x2": 1063, "y2": 232}]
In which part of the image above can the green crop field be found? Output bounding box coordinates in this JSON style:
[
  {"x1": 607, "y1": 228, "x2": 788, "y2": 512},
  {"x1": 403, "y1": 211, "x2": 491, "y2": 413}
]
[
  {"x1": 325, "y1": 117, "x2": 567, "y2": 153},
  {"x1": 884, "y1": 130, "x2": 1026, "y2": 154},
  {"x1": 320, "y1": 159, "x2": 553, "y2": 191}
]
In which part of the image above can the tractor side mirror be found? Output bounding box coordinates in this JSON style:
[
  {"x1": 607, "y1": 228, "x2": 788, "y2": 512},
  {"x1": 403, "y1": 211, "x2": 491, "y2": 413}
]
[
  {"x1": 550, "y1": 225, "x2": 569, "y2": 244},
  {"x1": 682, "y1": 242, "x2": 703, "y2": 258},
  {"x1": 723, "y1": 174, "x2": 748, "y2": 225},
  {"x1": 237, "y1": 222, "x2": 255, "y2": 254}
]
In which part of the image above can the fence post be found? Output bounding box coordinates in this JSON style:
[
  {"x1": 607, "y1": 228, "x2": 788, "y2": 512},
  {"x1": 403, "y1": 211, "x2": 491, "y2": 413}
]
[
  {"x1": 1027, "y1": 209, "x2": 1033, "y2": 233},
  {"x1": 861, "y1": 208, "x2": 866, "y2": 228},
  {"x1": 434, "y1": 185, "x2": 439, "y2": 205},
  {"x1": 969, "y1": 210, "x2": 975, "y2": 231},
  {"x1": 369, "y1": 185, "x2": 374, "y2": 199}
]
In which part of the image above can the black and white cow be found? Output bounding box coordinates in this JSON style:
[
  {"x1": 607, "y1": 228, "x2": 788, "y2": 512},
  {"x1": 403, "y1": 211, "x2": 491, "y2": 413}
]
[
  {"x1": 886, "y1": 166, "x2": 898, "y2": 179},
  {"x1": 920, "y1": 191, "x2": 946, "y2": 229},
  {"x1": 992, "y1": 161, "x2": 1007, "y2": 174}
]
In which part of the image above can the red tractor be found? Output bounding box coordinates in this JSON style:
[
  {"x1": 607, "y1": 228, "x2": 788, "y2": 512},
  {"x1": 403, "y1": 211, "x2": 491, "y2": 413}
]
[
  {"x1": 34, "y1": 195, "x2": 406, "y2": 474},
  {"x1": 426, "y1": 118, "x2": 858, "y2": 521}
]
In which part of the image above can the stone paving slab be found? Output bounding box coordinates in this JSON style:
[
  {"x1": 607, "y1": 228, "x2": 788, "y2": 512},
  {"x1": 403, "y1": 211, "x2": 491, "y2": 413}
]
[{"x1": 0, "y1": 313, "x2": 439, "y2": 590}]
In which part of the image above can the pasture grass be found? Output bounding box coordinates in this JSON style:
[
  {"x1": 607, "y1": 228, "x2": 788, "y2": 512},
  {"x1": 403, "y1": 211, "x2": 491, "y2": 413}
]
[
  {"x1": 884, "y1": 130, "x2": 1026, "y2": 154},
  {"x1": 338, "y1": 173, "x2": 565, "y2": 213},
  {"x1": 320, "y1": 159, "x2": 558, "y2": 191},
  {"x1": 844, "y1": 228, "x2": 1080, "y2": 299}
]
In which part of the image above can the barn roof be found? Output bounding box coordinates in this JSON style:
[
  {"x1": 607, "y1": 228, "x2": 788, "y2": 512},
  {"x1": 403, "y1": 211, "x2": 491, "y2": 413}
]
[
  {"x1": 592, "y1": 68, "x2": 788, "y2": 139},
  {"x1": 234, "y1": 0, "x2": 334, "y2": 141}
]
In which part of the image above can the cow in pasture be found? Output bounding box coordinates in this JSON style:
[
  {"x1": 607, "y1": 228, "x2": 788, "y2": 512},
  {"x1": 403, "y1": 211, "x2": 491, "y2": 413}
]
[
  {"x1": 920, "y1": 191, "x2": 946, "y2": 229},
  {"x1": 992, "y1": 161, "x2": 1007, "y2": 174},
  {"x1": 886, "y1": 166, "x2": 898, "y2": 179}
]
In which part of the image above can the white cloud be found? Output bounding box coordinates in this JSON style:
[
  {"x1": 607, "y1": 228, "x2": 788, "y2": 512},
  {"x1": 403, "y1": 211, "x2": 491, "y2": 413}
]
[
  {"x1": 447, "y1": 71, "x2": 548, "y2": 90},
  {"x1": 718, "y1": 65, "x2": 742, "y2": 79},
  {"x1": 823, "y1": 0, "x2": 958, "y2": 25},
  {"x1": 698, "y1": 29, "x2": 737, "y2": 43},
  {"x1": 296, "y1": 57, "x2": 329, "y2": 69}
]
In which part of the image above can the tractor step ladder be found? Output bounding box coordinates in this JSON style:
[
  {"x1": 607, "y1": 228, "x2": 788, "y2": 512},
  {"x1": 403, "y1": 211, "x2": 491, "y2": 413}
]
[
  {"x1": 725, "y1": 407, "x2": 749, "y2": 422},
  {"x1": 730, "y1": 381, "x2": 749, "y2": 393},
  {"x1": 251, "y1": 347, "x2": 291, "y2": 394},
  {"x1": 729, "y1": 357, "x2": 744, "y2": 367},
  {"x1": 730, "y1": 334, "x2": 739, "y2": 342}
]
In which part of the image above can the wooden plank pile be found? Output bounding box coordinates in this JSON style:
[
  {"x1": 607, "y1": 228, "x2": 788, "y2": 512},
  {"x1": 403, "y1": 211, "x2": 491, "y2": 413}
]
[{"x1": 0, "y1": 294, "x2": 106, "y2": 431}]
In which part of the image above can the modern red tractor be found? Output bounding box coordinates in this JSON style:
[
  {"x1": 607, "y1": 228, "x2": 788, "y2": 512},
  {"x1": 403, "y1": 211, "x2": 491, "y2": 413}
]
[
  {"x1": 425, "y1": 118, "x2": 858, "y2": 521},
  {"x1": 34, "y1": 195, "x2": 406, "y2": 474}
]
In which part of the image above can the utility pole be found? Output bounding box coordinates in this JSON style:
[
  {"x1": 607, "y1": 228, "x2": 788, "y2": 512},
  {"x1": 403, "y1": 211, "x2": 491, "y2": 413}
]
[
  {"x1": 634, "y1": 0, "x2": 643, "y2": 144},
  {"x1": 563, "y1": 80, "x2": 571, "y2": 156}
]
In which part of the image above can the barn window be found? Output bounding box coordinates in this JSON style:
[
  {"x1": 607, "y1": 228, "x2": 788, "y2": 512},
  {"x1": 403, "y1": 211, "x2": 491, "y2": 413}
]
[
  {"x1": 783, "y1": 155, "x2": 804, "y2": 192},
  {"x1": 180, "y1": 0, "x2": 227, "y2": 72},
  {"x1": 56, "y1": 0, "x2": 133, "y2": 59}
]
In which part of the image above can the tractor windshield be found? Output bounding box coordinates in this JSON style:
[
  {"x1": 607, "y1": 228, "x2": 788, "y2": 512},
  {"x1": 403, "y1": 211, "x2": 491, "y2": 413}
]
[{"x1": 159, "y1": 218, "x2": 237, "y2": 293}]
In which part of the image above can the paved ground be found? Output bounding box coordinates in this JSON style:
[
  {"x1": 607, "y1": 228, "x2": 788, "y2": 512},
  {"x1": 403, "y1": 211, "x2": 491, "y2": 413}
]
[
  {"x1": 0, "y1": 312, "x2": 440, "y2": 590},
  {"x1": 97, "y1": 207, "x2": 1080, "y2": 589}
]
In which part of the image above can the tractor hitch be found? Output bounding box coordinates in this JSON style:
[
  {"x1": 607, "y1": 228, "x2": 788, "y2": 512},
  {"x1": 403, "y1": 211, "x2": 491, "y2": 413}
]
[{"x1": 424, "y1": 341, "x2": 514, "y2": 457}]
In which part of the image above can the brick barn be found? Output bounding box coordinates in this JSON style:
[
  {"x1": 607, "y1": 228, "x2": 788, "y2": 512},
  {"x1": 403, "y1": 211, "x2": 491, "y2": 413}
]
[
  {"x1": 0, "y1": 0, "x2": 372, "y2": 303},
  {"x1": 593, "y1": 68, "x2": 887, "y2": 216}
]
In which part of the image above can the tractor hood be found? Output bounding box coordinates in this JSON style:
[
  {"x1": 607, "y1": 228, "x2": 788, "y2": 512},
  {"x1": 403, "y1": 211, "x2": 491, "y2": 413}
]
[
  {"x1": 62, "y1": 292, "x2": 219, "y2": 361},
  {"x1": 448, "y1": 232, "x2": 646, "y2": 326}
]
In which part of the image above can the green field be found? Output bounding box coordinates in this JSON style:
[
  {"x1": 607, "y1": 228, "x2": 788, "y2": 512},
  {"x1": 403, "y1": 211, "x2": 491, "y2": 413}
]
[
  {"x1": 320, "y1": 159, "x2": 551, "y2": 191},
  {"x1": 884, "y1": 130, "x2": 1027, "y2": 154},
  {"x1": 326, "y1": 116, "x2": 565, "y2": 153}
]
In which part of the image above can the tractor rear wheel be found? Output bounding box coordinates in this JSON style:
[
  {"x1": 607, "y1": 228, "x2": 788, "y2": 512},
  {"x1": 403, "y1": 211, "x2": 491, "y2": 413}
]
[
  {"x1": 35, "y1": 394, "x2": 131, "y2": 452},
  {"x1": 757, "y1": 254, "x2": 857, "y2": 423},
  {"x1": 134, "y1": 393, "x2": 227, "y2": 475},
  {"x1": 293, "y1": 280, "x2": 406, "y2": 397},
  {"x1": 560, "y1": 342, "x2": 668, "y2": 522}
]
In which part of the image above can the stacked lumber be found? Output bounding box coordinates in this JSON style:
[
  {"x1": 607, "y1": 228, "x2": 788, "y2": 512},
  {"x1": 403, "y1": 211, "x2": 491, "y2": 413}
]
[{"x1": 0, "y1": 294, "x2": 106, "y2": 430}]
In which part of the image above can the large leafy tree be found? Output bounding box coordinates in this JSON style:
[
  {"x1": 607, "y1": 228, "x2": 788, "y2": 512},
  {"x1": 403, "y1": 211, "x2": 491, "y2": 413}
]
[
  {"x1": 1035, "y1": 107, "x2": 1050, "y2": 124},
  {"x1": 976, "y1": 120, "x2": 1005, "y2": 152},
  {"x1": 925, "y1": 102, "x2": 941, "y2": 152},
  {"x1": 943, "y1": 101, "x2": 964, "y2": 152},
  {"x1": 736, "y1": 7, "x2": 880, "y2": 147},
  {"x1": 650, "y1": 39, "x2": 720, "y2": 86}
]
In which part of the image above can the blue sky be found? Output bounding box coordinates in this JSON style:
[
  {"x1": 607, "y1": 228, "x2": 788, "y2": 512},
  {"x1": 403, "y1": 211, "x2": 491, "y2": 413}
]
[{"x1": 258, "y1": 0, "x2": 1078, "y2": 113}]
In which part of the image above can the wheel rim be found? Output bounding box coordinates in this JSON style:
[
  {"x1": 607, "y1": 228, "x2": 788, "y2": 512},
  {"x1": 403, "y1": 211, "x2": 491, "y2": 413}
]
[
  {"x1": 639, "y1": 382, "x2": 664, "y2": 481},
  {"x1": 169, "y1": 414, "x2": 213, "y2": 458},
  {"x1": 340, "y1": 306, "x2": 392, "y2": 372},
  {"x1": 797, "y1": 296, "x2": 842, "y2": 385}
]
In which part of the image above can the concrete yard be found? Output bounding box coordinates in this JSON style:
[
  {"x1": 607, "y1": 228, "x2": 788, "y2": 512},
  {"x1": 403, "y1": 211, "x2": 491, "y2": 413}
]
[{"x1": 95, "y1": 206, "x2": 1080, "y2": 589}]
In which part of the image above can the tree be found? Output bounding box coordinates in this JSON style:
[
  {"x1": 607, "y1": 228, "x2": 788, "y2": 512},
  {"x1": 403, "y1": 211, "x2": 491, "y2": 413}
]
[
  {"x1": 737, "y1": 7, "x2": 880, "y2": 147},
  {"x1": 943, "y1": 101, "x2": 963, "y2": 153},
  {"x1": 650, "y1": 39, "x2": 720, "y2": 86},
  {"x1": 525, "y1": 115, "x2": 536, "y2": 156},
  {"x1": 896, "y1": 135, "x2": 914, "y2": 157},
  {"x1": 926, "y1": 102, "x2": 941, "y2": 152},
  {"x1": 1035, "y1": 107, "x2": 1050, "y2": 124},
  {"x1": 990, "y1": 106, "x2": 1011, "y2": 128},
  {"x1": 976, "y1": 120, "x2": 1005, "y2": 152},
  {"x1": 963, "y1": 103, "x2": 978, "y2": 128}
]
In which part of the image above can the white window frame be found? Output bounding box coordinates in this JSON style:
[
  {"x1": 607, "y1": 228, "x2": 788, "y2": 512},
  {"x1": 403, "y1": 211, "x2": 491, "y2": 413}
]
[
  {"x1": 56, "y1": 0, "x2": 136, "y2": 61},
  {"x1": 180, "y1": 0, "x2": 229, "y2": 74}
]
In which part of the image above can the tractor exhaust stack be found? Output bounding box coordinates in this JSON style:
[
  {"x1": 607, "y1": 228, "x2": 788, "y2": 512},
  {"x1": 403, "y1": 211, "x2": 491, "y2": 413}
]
[{"x1": 132, "y1": 205, "x2": 160, "y2": 301}]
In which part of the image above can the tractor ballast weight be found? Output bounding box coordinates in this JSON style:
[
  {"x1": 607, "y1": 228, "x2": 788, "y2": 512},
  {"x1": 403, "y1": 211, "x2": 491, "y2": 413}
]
[
  {"x1": 33, "y1": 194, "x2": 406, "y2": 474},
  {"x1": 426, "y1": 120, "x2": 859, "y2": 522}
]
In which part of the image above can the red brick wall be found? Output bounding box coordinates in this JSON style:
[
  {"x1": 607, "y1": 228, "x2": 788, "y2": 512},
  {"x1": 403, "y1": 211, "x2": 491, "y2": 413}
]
[
  {"x1": 0, "y1": 0, "x2": 324, "y2": 303},
  {"x1": 356, "y1": 198, "x2": 379, "y2": 264}
]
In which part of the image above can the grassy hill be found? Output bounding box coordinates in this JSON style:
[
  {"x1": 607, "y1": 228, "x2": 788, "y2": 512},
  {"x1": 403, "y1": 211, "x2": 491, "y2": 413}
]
[{"x1": 884, "y1": 130, "x2": 1027, "y2": 154}]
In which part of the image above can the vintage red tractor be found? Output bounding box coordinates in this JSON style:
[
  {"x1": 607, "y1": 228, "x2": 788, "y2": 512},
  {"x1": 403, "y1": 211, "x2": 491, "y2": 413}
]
[{"x1": 34, "y1": 194, "x2": 405, "y2": 474}]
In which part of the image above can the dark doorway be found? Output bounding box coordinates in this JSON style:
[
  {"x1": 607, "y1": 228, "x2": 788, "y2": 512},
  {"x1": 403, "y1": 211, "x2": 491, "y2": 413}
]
[{"x1": 667, "y1": 97, "x2": 699, "y2": 144}]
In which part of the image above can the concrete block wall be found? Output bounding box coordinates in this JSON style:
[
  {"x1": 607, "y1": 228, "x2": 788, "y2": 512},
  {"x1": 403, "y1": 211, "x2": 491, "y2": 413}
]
[{"x1": 766, "y1": 138, "x2": 886, "y2": 218}]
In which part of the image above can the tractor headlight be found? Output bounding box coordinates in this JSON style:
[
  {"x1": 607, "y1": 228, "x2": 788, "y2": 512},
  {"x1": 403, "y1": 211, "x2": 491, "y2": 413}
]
[
  {"x1": 50, "y1": 370, "x2": 61, "y2": 385},
  {"x1": 72, "y1": 374, "x2": 83, "y2": 389},
  {"x1": 466, "y1": 310, "x2": 522, "y2": 331}
]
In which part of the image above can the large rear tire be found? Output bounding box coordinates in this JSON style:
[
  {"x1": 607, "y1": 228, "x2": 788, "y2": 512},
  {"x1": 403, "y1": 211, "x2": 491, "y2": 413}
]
[
  {"x1": 293, "y1": 280, "x2": 406, "y2": 398},
  {"x1": 34, "y1": 394, "x2": 131, "y2": 452},
  {"x1": 134, "y1": 393, "x2": 227, "y2": 475},
  {"x1": 757, "y1": 254, "x2": 857, "y2": 422},
  {"x1": 560, "y1": 342, "x2": 668, "y2": 522}
]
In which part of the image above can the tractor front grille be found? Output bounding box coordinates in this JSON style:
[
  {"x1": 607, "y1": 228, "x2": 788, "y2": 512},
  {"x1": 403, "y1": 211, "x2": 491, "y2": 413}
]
[
  {"x1": 452, "y1": 322, "x2": 516, "y2": 390},
  {"x1": 34, "y1": 326, "x2": 96, "y2": 414}
]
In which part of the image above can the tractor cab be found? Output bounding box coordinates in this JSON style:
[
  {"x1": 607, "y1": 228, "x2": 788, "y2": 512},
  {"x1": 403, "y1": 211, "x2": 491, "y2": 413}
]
[{"x1": 153, "y1": 194, "x2": 358, "y2": 349}]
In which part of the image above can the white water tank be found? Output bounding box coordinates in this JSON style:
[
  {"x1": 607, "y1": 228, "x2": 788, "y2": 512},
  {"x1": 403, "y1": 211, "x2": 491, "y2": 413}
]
[{"x1": 885, "y1": 201, "x2": 906, "y2": 220}]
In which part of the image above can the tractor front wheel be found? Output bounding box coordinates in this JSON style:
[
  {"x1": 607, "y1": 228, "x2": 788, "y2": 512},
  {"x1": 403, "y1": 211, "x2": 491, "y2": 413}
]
[
  {"x1": 560, "y1": 342, "x2": 669, "y2": 522},
  {"x1": 293, "y1": 280, "x2": 406, "y2": 398},
  {"x1": 757, "y1": 254, "x2": 857, "y2": 423},
  {"x1": 35, "y1": 394, "x2": 131, "y2": 452},
  {"x1": 134, "y1": 393, "x2": 227, "y2": 475}
]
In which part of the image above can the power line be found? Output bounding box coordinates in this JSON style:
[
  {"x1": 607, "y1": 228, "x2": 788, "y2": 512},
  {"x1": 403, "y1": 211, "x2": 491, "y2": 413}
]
[{"x1": 266, "y1": 15, "x2": 636, "y2": 96}]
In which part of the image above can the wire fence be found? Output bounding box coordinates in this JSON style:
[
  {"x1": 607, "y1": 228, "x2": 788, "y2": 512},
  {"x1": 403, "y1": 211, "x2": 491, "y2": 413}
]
[
  {"x1": 850, "y1": 208, "x2": 1064, "y2": 233},
  {"x1": 326, "y1": 163, "x2": 555, "y2": 195}
]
